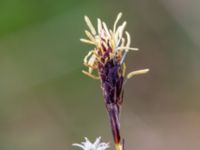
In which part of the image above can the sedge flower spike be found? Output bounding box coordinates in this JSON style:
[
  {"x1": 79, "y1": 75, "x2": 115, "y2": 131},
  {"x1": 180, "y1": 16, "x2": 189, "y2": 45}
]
[
  {"x1": 72, "y1": 137, "x2": 109, "y2": 150},
  {"x1": 81, "y1": 12, "x2": 149, "y2": 150}
]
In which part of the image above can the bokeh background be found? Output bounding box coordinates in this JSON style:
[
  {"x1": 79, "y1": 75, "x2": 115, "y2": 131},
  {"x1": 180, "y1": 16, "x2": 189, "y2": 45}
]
[{"x1": 0, "y1": 0, "x2": 200, "y2": 150}]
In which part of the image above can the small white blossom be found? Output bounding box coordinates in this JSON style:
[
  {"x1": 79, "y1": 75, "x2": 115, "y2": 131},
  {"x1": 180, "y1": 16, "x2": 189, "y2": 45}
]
[{"x1": 72, "y1": 137, "x2": 109, "y2": 150}]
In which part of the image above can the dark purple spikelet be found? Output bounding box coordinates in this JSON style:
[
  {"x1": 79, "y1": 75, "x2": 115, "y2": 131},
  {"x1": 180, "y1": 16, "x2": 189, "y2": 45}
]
[
  {"x1": 99, "y1": 59, "x2": 124, "y2": 145},
  {"x1": 81, "y1": 12, "x2": 149, "y2": 150}
]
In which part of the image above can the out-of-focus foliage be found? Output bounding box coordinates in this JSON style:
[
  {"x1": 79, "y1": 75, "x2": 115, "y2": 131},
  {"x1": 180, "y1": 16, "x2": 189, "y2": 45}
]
[{"x1": 0, "y1": 0, "x2": 200, "y2": 150}]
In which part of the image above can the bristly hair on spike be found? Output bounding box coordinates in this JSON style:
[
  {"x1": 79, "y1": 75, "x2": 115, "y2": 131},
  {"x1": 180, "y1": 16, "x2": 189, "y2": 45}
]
[{"x1": 80, "y1": 12, "x2": 149, "y2": 150}]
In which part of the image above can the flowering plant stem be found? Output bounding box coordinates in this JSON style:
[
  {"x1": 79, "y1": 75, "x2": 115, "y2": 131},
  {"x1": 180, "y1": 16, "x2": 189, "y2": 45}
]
[{"x1": 81, "y1": 12, "x2": 149, "y2": 150}]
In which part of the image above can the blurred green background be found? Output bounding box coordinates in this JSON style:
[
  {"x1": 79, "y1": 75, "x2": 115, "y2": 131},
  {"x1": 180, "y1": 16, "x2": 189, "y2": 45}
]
[{"x1": 0, "y1": 0, "x2": 200, "y2": 150}]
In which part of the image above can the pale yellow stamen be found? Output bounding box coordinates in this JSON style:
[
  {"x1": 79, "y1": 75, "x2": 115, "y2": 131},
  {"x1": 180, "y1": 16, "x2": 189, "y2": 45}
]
[
  {"x1": 83, "y1": 63, "x2": 97, "y2": 70},
  {"x1": 122, "y1": 63, "x2": 126, "y2": 76},
  {"x1": 113, "y1": 12, "x2": 122, "y2": 32},
  {"x1": 125, "y1": 31, "x2": 131, "y2": 52},
  {"x1": 80, "y1": 38, "x2": 96, "y2": 45},
  {"x1": 118, "y1": 22, "x2": 127, "y2": 39},
  {"x1": 92, "y1": 51, "x2": 99, "y2": 57},
  {"x1": 82, "y1": 70, "x2": 100, "y2": 80},
  {"x1": 85, "y1": 30, "x2": 95, "y2": 42},
  {"x1": 110, "y1": 37, "x2": 115, "y2": 49},
  {"x1": 102, "y1": 22, "x2": 111, "y2": 38},
  {"x1": 121, "y1": 38, "x2": 125, "y2": 47},
  {"x1": 84, "y1": 16, "x2": 96, "y2": 35},
  {"x1": 127, "y1": 69, "x2": 150, "y2": 79},
  {"x1": 116, "y1": 47, "x2": 139, "y2": 51},
  {"x1": 92, "y1": 51, "x2": 104, "y2": 64},
  {"x1": 115, "y1": 21, "x2": 126, "y2": 42},
  {"x1": 84, "y1": 51, "x2": 93, "y2": 64},
  {"x1": 102, "y1": 41, "x2": 108, "y2": 50},
  {"x1": 87, "y1": 54, "x2": 97, "y2": 73},
  {"x1": 97, "y1": 18, "x2": 102, "y2": 34}
]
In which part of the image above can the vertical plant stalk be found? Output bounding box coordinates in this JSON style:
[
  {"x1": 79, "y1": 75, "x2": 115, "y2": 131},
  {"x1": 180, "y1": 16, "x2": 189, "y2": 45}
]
[{"x1": 81, "y1": 12, "x2": 149, "y2": 150}]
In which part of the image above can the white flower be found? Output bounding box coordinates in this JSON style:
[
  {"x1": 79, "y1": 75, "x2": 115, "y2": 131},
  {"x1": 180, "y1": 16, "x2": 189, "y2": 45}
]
[{"x1": 72, "y1": 137, "x2": 109, "y2": 150}]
